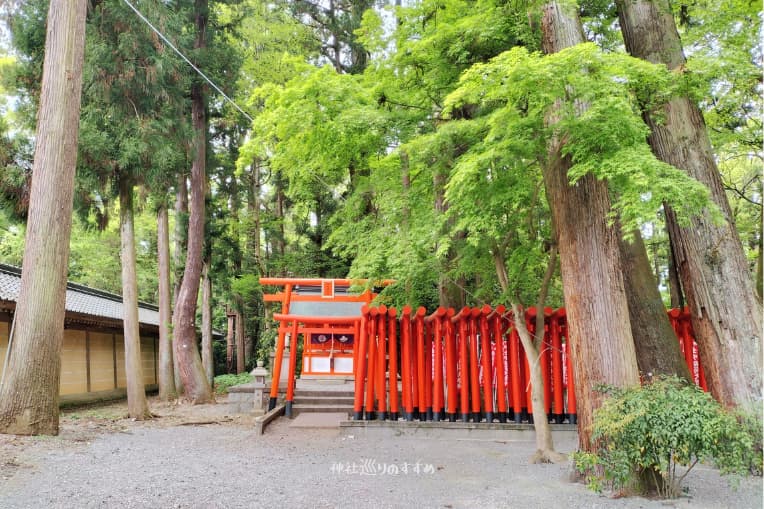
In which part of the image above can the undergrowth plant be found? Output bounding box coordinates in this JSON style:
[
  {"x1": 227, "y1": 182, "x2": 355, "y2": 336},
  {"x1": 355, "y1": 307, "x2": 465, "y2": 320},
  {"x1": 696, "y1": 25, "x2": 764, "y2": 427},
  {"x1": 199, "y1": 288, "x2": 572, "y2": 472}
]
[
  {"x1": 574, "y1": 376, "x2": 761, "y2": 499},
  {"x1": 213, "y1": 373, "x2": 254, "y2": 395}
]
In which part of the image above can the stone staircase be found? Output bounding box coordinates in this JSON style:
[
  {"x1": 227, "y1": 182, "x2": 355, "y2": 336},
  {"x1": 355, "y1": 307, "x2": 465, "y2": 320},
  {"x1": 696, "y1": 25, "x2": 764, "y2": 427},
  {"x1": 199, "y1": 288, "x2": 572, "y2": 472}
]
[{"x1": 290, "y1": 380, "x2": 355, "y2": 418}]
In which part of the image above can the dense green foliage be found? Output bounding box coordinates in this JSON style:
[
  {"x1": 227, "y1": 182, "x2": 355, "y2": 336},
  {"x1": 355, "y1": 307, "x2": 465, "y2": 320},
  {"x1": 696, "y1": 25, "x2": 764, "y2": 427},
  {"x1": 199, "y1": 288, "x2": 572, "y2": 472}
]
[
  {"x1": 0, "y1": 0, "x2": 760, "y2": 363},
  {"x1": 574, "y1": 377, "x2": 762, "y2": 498}
]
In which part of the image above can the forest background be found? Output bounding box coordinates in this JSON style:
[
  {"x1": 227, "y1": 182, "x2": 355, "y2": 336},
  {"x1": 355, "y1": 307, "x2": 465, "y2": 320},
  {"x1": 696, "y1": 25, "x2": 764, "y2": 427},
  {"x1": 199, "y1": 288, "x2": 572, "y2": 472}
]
[{"x1": 0, "y1": 0, "x2": 760, "y2": 375}]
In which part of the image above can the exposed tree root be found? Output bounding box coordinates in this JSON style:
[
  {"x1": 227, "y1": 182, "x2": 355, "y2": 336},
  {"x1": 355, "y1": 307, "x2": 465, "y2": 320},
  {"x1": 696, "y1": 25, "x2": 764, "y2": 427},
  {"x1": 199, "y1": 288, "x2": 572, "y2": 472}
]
[{"x1": 530, "y1": 449, "x2": 568, "y2": 464}]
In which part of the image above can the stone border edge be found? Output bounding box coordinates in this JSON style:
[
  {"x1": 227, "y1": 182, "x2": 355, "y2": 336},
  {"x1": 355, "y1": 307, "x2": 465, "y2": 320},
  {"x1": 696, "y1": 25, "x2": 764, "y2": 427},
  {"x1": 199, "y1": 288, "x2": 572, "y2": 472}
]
[{"x1": 254, "y1": 402, "x2": 286, "y2": 435}]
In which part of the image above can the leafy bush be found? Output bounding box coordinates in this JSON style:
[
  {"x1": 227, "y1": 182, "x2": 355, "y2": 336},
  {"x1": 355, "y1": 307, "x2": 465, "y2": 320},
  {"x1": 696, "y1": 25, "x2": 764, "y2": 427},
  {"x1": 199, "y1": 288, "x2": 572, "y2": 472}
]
[
  {"x1": 213, "y1": 373, "x2": 253, "y2": 395},
  {"x1": 732, "y1": 406, "x2": 764, "y2": 476},
  {"x1": 574, "y1": 377, "x2": 760, "y2": 499}
]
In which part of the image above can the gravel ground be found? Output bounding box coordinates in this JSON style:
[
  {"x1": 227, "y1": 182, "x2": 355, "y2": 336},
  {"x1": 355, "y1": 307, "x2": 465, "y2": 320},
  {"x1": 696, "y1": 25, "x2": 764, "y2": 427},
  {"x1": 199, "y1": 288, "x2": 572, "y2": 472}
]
[{"x1": 0, "y1": 398, "x2": 760, "y2": 509}]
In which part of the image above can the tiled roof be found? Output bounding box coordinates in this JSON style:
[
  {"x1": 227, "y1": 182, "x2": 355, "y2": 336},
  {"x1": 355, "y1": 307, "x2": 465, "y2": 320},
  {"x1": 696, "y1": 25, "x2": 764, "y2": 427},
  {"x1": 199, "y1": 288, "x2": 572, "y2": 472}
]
[{"x1": 0, "y1": 263, "x2": 159, "y2": 327}]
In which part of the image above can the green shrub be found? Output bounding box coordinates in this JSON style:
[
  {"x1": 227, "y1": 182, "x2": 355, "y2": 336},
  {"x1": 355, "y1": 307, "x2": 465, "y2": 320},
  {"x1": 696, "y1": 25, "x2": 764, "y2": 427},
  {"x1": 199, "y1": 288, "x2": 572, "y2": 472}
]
[
  {"x1": 731, "y1": 405, "x2": 764, "y2": 476},
  {"x1": 213, "y1": 373, "x2": 253, "y2": 395},
  {"x1": 574, "y1": 376, "x2": 760, "y2": 499}
]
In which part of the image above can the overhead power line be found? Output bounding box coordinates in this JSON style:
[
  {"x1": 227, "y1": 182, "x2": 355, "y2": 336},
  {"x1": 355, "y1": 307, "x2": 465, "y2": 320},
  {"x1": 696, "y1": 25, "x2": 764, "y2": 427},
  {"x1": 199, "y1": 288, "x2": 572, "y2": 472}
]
[
  {"x1": 122, "y1": 0, "x2": 344, "y2": 199},
  {"x1": 121, "y1": 0, "x2": 253, "y2": 122}
]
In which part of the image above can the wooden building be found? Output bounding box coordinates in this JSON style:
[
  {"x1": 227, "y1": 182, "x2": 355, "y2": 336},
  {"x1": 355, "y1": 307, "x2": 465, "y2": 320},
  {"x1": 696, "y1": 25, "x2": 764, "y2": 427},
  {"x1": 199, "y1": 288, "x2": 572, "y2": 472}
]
[{"x1": 0, "y1": 263, "x2": 159, "y2": 403}]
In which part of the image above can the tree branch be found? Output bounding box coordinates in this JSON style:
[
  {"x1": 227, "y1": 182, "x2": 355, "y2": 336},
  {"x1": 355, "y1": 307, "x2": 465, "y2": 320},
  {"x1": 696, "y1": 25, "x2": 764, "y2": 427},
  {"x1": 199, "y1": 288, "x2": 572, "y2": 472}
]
[
  {"x1": 722, "y1": 174, "x2": 763, "y2": 208},
  {"x1": 534, "y1": 243, "x2": 558, "y2": 347}
]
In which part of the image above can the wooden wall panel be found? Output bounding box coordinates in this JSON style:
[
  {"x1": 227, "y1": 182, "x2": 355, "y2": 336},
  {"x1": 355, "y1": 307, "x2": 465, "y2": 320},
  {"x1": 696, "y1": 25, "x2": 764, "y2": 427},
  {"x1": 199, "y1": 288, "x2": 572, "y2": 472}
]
[
  {"x1": 140, "y1": 336, "x2": 156, "y2": 385},
  {"x1": 0, "y1": 317, "x2": 159, "y2": 399},
  {"x1": 60, "y1": 330, "x2": 87, "y2": 395},
  {"x1": 0, "y1": 320, "x2": 8, "y2": 381},
  {"x1": 115, "y1": 334, "x2": 127, "y2": 388},
  {"x1": 89, "y1": 332, "x2": 115, "y2": 391}
]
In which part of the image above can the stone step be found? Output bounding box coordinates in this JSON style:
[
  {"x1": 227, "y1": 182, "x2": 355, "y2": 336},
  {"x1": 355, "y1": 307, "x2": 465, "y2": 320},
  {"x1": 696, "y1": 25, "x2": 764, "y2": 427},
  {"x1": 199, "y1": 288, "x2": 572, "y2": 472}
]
[
  {"x1": 295, "y1": 395, "x2": 355, "y2": 406},
  {"x1": 293, "y1": 389, "x2": 355, "y2": 398},
  {"x1": 292, "y1": 403, "x2": 354, "y2": 416},
  {"x1": 297, "y1": 375, "x2": 354, "y2": 382},
  {"x1": 292, "y1": 405, "x2": 353, "y2": 411}
]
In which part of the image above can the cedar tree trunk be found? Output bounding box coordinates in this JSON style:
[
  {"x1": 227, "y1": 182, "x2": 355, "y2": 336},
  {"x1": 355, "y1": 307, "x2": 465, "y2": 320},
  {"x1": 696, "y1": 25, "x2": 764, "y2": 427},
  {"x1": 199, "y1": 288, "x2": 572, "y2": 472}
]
[
  {"x1": 249, "y1": 163, "x2": 266, "y2": 275},
  {"x1": 201, "y1": 260, "x2": 214, "y2": 386},
  {"x1": 157, "y1": 205, "x2": 176, "y2": 400},
  {"x1": 119, "y1": 177, "x2": 150, "y2": 419},
  {"x1": 617, "y1": 0, "x2": 763, "y2": 406},
  {"x1": 172, "y1": 0, "x2": 213, "y2": 403},
  {"x1": 0, "y1": 0, "x2": 87, "y2": 435},
  {"x1": 275, "y1": 175, "x2": 286, "y2": 260},
  {"x1": 172, "y1": 173, "x2": 188, "y2": 394},
  {"x1": 226, "y1": 311, "x2": 234, "y2": 373},
  {"x1": 620, "y1": 230, "x2": 691, "y2": 381},
  {"x1": 235, "y1": 306, "x2": 245, "y2": 374},
  {"x1": 173, "y1": 172, "x2": 188, "y2": 303},
  {"x1": 667, "y1": 232, "x2": 684, "y2": 309},
  {"x1": 540, "y1": 1, "x2": 641, "y2": 450},
  {"x1": 434, "y1": 170, "x2": 465, "y2": 308}
]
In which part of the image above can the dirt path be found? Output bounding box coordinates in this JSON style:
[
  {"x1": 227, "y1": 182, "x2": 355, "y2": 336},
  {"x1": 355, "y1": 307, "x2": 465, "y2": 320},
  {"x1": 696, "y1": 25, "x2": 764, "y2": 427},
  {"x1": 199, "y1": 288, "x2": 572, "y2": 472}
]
[{"x1": 0, "y1": 397, "x2": 760, "y2": 508}]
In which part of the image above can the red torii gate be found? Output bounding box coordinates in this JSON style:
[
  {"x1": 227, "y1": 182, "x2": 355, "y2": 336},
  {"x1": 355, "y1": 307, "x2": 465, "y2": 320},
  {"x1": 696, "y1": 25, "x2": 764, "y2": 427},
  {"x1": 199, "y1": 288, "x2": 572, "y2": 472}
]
[
  {"x1": 260, "y1": 278, "x2": 392, "y2": 416},
  {"x1": 354, "y1": 304, "x2": 706, "y2": 424},
  {"x1": 260, "y1": 278, "x2": 706, "y2": 422}
]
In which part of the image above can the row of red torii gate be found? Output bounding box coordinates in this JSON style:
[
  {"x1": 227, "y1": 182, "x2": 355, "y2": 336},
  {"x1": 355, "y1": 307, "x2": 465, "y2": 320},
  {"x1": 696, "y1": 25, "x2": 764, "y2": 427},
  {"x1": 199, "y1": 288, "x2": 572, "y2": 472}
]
[{"x1": 262, "y1": 278, "x2": 706, "y2": 423}]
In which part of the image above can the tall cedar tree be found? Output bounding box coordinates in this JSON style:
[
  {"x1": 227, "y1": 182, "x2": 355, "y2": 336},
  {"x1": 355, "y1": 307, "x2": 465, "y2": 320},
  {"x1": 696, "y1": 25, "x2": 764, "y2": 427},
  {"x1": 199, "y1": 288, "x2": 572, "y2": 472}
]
[
  {"x1": 539, "y1": 1, "x2": 641, "y2": 450},
  {"x1": 173, "y1": 173, "x2": 188, "y2": 393},
  {"x1": 616, "y1": 0, "x2": 763, "y2": 406},
  {"x1": 77, "y1": 0, "x2": 189, "y2": 415},
  {"x1": 0, "y1": 0, "x2": 87, "y2": 435},
  {"x1": 157, "y1": 205, "x2": 177, "y2": 399},
  {"x1": 172, "y1": 0, "x2": 214, "y2": 403},
  {"x1": 119, "y1": 177, "x2": 151, "y2": 418},
  {"x1": 201, "y1": 260, "x2": 214, "y2": 385}
]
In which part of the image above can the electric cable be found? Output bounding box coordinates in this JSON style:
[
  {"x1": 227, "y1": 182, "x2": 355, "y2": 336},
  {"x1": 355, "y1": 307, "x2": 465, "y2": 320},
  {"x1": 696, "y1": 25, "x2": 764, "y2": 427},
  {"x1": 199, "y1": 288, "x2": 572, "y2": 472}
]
[{"x1": 121, "y1": 0, "x2": 253, "y2": 122}]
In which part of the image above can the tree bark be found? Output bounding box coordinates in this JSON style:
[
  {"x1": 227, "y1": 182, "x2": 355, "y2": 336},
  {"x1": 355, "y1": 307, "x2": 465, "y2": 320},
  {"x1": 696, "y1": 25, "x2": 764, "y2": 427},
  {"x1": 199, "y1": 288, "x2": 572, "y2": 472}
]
[
  {"x1": 233, "y1": 173, "x2": 257, "y2": 368},
  {"x1": 249, "y1": 162, "x2": 265, "y2": 275},
  {"x1": 172, "y1": 173, "x2": 188, "y2": 394},
  {"x1": 157, "y1": 205, "x2": 176, "y2": 400},
  {"x1": 244, "y1": 166, "x2": 261, "y2": 368},
  {"x1": 119, "y1": 177, "x2": 151, "y2": 419},
  {"x1": 540, "y1": 1, "x2": 641, "y2": 450},
  {"x1": 201, "y1": 261, "x2": 214, "y2": 386},
  {"x1": 0, "y1": 0, "x2": 87, "y2": 435},
  {"x1": 493, "y1": 241, "x2": 565, "y2": 463},
  {"x1": 226, "y1": 310, "x2": 235, "y2": 373},
  {"x1": 511, "y1": 246, "x2": 567, "y2": 464},
  {"x1": 756, "y1": 196, "x2": 762, "y2": 300},
  {"x1": 275, "y1": 173, "x2": 286, "y2": 262},
  {"x1": 434, "y1": 170, "x2": 465, "y2": 308},
  {"x1": 235, "y1": 307, "x2": 245, "y2": 374},
  {"x1": 172, "y1": 0, "x2": 213, "y2": 403},
  {"x1": 173, "y1": 173, "x2": 188, "y2": 303},
  {"x1": 617, "y1": 0, "x2": 763, "y2": 406},
  {"x1": 667, "y1": 229, "x2": 684, "y2": 309},
  {"x1": 399, "y1": 150, "x2": 415, "y2": 298},
  {"x1": 327, "y1": 0, "x2": 343, "y2": 73},
  {"x1": 620, "y1": 229, "x2": 691, "y2": 381},
  {"x1": 492, "y1": 245, "x2": 511, "y2": 294}
]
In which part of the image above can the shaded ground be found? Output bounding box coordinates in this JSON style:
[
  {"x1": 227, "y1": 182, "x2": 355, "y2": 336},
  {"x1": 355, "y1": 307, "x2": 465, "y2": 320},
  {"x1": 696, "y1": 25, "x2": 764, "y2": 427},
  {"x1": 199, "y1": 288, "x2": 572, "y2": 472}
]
[{"x1": 0, "y1": 396, "x2": 760, "y2": 508}]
